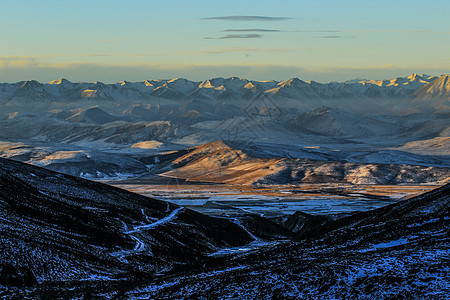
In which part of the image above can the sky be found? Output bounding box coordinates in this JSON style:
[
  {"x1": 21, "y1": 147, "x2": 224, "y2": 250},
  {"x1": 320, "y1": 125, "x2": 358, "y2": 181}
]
[{"x1": 0, "y1": 0, "x2": 449, "y2": 83}]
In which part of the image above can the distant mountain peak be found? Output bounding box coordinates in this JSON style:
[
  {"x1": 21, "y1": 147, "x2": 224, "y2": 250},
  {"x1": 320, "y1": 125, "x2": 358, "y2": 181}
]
[
  {"x1": 168, "y1": 77, "x2": 188, "y2": 83},
  {"x1": 0, "y1": 74, "x2": 446, "y2": 103},
  {"x1": 281, "y1": 77, "x2": 305, "y2": 86},
  {"x1": 118, "y1": 80, "x2": 130, "y2": 86},
  {"x1": 407, "y1": 73, "x2": 420, "y2": 80},
  {"x1": 48, "y1": 78, "x2": 72, "y2": 85},
  {"x1": 414, "y1": 74, "x2": 450, "y2": 100},
  {"x1": 19, "y1": 80, "x2": 41, "y2": 88}
]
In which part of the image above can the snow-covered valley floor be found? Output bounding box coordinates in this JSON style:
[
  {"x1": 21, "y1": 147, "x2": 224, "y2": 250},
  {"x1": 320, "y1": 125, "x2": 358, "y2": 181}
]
[{"x1": 109, "y1": 182, "x2": 438, "y2": 218}]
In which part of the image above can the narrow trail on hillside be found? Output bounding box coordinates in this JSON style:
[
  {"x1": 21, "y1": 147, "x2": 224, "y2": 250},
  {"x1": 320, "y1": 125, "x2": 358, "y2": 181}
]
[{"x1": 110, "y1": 207, "x2": 184, "y2": 261}]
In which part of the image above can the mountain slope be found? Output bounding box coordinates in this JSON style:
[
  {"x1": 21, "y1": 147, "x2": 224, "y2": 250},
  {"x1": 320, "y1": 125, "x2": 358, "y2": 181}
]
[
  {"x1": 0, "y1": 157, "x2": 253, "y2": 286},
  {"x1": 414, "y1": 74, "x2": 450, "y2": 100},
  {"x1": 143, "y1": 141, "x2": 450, "y2": 185},
  {"x1": 158, "y1": 141, "x2": 284, "y2": 185},
  {"x1": 128, "y1": 183, "x2": 450, "y2": 299},
  {"x1": 0, "y1": 158, "x2": 448, "y2": 298},
  {"x1": 289, "y1": 106, "x2": 404, "y2": 137}
]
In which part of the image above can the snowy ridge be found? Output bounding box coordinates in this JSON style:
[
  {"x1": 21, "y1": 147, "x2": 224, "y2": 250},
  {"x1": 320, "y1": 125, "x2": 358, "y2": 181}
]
[{"x1": 0, "y1": 73, "x2": 446, "y2": 103}]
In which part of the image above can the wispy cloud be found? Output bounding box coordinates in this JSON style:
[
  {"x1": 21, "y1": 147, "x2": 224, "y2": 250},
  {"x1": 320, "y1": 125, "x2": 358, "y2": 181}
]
[
  {"x1": 202, "y1": 16, "x2": 292, "y2": 22},
  {"x1": 295, "y1": 30, "x2": 380, "y2": 34},
  {"x1": 295, "y1": 30, "x2": 344, "y2": 33},
  {"x1": 205, "y1": 34, "x2": 262, "y2": 39},
  {"x1": 224, "y1": 29, "x2": 281, "y2": 32},
  {"x1": 0, "y1": 55, "x2": 62, "y2": 68}
]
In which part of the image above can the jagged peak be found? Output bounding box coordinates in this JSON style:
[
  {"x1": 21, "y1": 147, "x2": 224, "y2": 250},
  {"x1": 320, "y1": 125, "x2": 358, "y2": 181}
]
[
  {"x1": 48, "y1": 78, "x2": 72, "y2": 85},
  {"x1": 143, "y1": 80, "x2": 160, "y2": 87},
  {"x1": 279, "y1": 77, "x2": 306, "y2": 87},
  {"x1": 19, "y1": 80, "x2": 41, "y2": 88},
  {"x1": 426, "y1": 74, "x2": 450, "y2": 84},
  {"x1": 214, "y1": 85, "x2": 227, "y2": 91},
  {"x1": 118, "y1": 80, "x2": 130, "y2": 86},
  {"x1": 414, "y1": 74, "x2": 450, "y2": 99},
  {"x1": 224, "y1": 76, "x2": 248, "y2": 82},
  {"x1": 244, "y1": 82, "x2": 257, "y2": 90},
  {"x1": 168, "y1": 77, "x2": 190, "y2": 83},
  {"x1": 199, "y1": 80, "x2": 216, "y2": 89},
  {"x1": 407, "y1": 73, "x2": 420, "y2": 80}
]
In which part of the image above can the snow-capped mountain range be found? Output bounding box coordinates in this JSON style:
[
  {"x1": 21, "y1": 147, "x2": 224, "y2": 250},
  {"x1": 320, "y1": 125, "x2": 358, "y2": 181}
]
[
  {"x1": 0, "y1": 74, "x2": 449, "y2": 182},
  {"x1": 1, "y1": 73, "x2": 448, "y2": 102}
]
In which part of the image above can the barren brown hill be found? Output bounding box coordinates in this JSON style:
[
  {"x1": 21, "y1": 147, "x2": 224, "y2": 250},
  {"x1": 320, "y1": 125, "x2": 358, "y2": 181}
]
[{"x1": 151, "y1": 141, "x2": 450, "y2": 185}]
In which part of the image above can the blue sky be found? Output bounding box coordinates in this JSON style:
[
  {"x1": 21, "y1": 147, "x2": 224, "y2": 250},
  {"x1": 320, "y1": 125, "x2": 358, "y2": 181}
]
[{"x1": 0, "y1": 0, "x2": 449, "y2": 82}]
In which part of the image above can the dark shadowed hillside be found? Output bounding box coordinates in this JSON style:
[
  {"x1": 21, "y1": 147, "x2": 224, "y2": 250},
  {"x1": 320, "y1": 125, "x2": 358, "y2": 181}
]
[
  {"x1": 0, "y1": 157, "x2": 253, "y2": 289},
  {"x1": 127, "y1": 183, "x2": 449, "y2": 299}
]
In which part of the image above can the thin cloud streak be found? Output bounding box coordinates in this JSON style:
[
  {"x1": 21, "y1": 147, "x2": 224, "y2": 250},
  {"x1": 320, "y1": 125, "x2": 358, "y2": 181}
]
[
  {"x1": 224, "y1": 29, "x2": 281, "y2": 32},
  {"x1": 294, "y1": 29, "x2": 380, "y2": 33},
  {"x1": 202, "y1": 16, "x2": 292, "y2": 22},
  {"x1": 204, "y1": 34, "x2": 262, "y2": 39},
  {"x1": 317, "y1": 35, "x2": 356, "y2": 39},
  {"x1": 295, "y1": 30, "x2": 343, "y2": 33}
]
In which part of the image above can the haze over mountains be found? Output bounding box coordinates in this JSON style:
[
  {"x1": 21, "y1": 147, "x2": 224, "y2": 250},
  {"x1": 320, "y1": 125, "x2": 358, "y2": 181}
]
[
  {"x1": 0, "y1": 73, "x2": 449, "y2": 184},
  {"x1": 2, "y1": 73, "x2": 446, "y2": 102}
]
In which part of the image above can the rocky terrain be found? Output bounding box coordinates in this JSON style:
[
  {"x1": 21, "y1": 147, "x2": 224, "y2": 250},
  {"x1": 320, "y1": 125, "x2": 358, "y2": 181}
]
[
  {"x1": 124, "y1": 183, "x2": 450, "y2": 299},
  {"x1": 139, "y1": 141, "x2": 450, "y2": 185},
  {"x1": 0, "y1": 157, "x2": 448, "y2": 298},
  {"x1": 0, "y1": 157, "x2": 256, "y2": 290}
]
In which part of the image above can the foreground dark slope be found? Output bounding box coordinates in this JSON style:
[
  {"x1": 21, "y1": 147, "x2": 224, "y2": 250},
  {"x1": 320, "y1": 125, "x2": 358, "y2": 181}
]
[
  {"x1": 136, "y1": 183, "x2": 450, "y2": 299},
  {"x1": 0, "y1": 157, "x2": 252, "y2": 287},
  {"x1": 1, "y1": 156, "x2": 448, "y2": 298}
]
